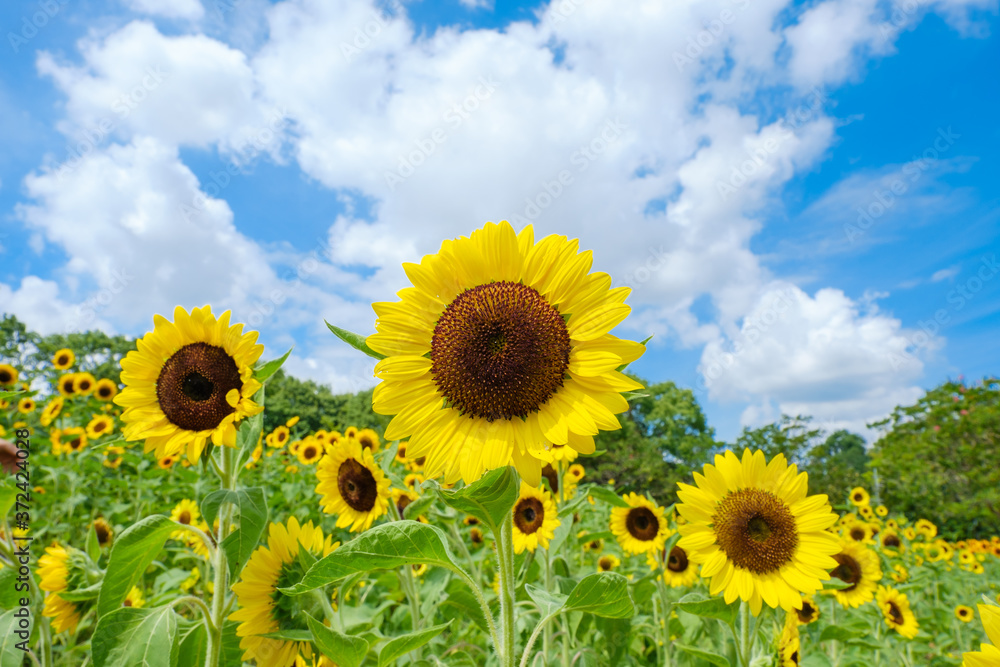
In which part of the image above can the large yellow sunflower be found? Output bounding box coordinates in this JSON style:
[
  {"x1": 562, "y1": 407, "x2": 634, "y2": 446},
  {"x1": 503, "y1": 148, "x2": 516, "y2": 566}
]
[
  {"x1": 0, "y1": 364, "x2": 17, "y2": 386},
  {"x1": 511, "y1": 482, "x2": 560, "y2": 554},
  {"x1": 229, "y1": 517, "x2": 339, "y2": 666},
  {"x1": 876, "y1": 585, "x2": 919, "y2": 639},
  {"x1": 367, "y1": 221, "x2": 644, "y2": 486},
  {"x1": 827, "y1": 539, "x2": 882, "y2": 608},
  {"x1": 611, "y1": 493, "x2": 671, "y2": 555},
  {"x1": 963, "y1": 604, "x2": 1000, "y2": 667},
  {"x1": 114, "y1": 306, "x2": 265, "y2": 462},
  {"x1": 52, "y1": 348, "x2": 75, "y2": 370},
  {"x1": 676, "y1": 449, "x2": 840, "y2": 615},
  {"x1": 315, "y1": 438, "x2": 391, "y2": 532}
]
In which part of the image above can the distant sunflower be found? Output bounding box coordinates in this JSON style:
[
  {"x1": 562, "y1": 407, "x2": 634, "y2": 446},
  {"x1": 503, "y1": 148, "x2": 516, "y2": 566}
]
[
  {"x1": 568, "y1": 464, "x2": 585, "y2": 482},
  {"x1": 115, "y1": 306, "x2": 265, "y2": 462},
  {"x1": 844, "y1": 522, "x2": 874, "y2": 545},
  {"x1": 355, "y1": 428, "x2": 381, "y2": 453},
  {"x1": 39, "y1": 545, "x2": 82, "y2": 633},
  {"x1": 86, "y1": 415, "x2": 115, "y2": 440},
  {"x1": 74, "y1": 372, "x2": 97, "y2": 395},
  {"x1": 123, "y1": 586, "x2": 145, "y2": 608},
  {"x1": 584, "y1": 537, "x2": 604, "y2": 553},
  {"x1": 661, "y1": 545, "x2": 699, "y2": 588},
  {"x1": 956, "y1": 605, "x2": 974, "y2": 623},
  {"x1": 315, "y1": 438, "x2": 391, "y2": 532},
  {"x1": 778, "y1": 612, "x2": 800, "y2": 667},
  {"x1": 876, "y1": 585, "x2": 919, "y2": 639},
  {"x1": 17, "y1": 397, "x2": 35, "y2": 414},
  {"x1": 344, "y1": 426, "x2": 359, "y2": 439},
  {"x1": 962, "y1": 604, "x2": 1000, "y2": 667},
  {"x1": 796, "y1": 596, "x2": 820, "y2": 625},
  {"x1": 875, "y1": 505, "x2": 888, "y2": 517},
  {"x1": 512, "y1": 482, "x2": 560, "y2": 554},
  {"x1": 93, "y1": 518, "x2": 114, "y2": 548},
  {"x1": 611, "y1": 493, "x2": 670, "y2": 555},
  {"x1": 890, "y1": 564, "x2": 908, "y2": 583},
  {"x1": 828, "y1": 540, "x2": 882, "y2": 608},
  {"x1": 391, "y1": 488, "x2": 418, "y2": 519},
  {"x1": 57, "y1": 373, "x2": 78, "y2": 397},
  {"x1": 0, "y1": 364, "x2": 18, "y2": 386},
  {"x1": 858, "y1": 505, "x2": 874, "y2": 520},
  {"x1": 93, "y1": 379, "x2": 118, "y2": 401},
  {"x1": 289, "y1": 440, "x2": 302, "y2": 457},
  {"x1": 63, "y1": 427, "x2": 87, "y2": 453},
  {"x1": 598, "y1": 554, "x2": 620, "y2": 572},
  {"x1": 296, "y1": 438, "x2": 323, "y2": 465},
  {"x1": 52, "y1": 349, "x2": 75, "y2": 370},
  {"x1": 230, "y1": 518, "x2": 339, "y2": 666},
  {"x1": 677, "y1": 450, "x2": 840, "y2": 615},
  {"x1": 915, "y1": 519, "x2": 937, "y2": 539},
  {"x1": 368, "y1": 221, "x2": 644, "y2": 486},
  {"x1": 171, "y1": 499, "x2": 201, "y2": 530},
  {"x1": 158, "y1": 454, "x2": 177, "y2": 469},
  {"x1": 395, "y1": 442, "x2": 409, "y2": 464},
  {"x1": 411, "y1": 563, "x2": 428, "y2": 577},
  {"x1": 268, "y1": 425, "x2": 290, "y2": 448},
  {"x1": 470, "y1": 527, "x2": 484, "y2": 546},
  {"x1": 880, "y1": 529, "x2": 905, "y2": 557},
  {"x1": 848, "y1": 487, "x2": 869, "y2": 507}
]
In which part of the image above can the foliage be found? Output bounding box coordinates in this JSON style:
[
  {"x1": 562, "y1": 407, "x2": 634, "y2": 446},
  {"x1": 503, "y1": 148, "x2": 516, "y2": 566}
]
[{"x1": 262, "y1": 369, "x2": 388, "y2": 435}]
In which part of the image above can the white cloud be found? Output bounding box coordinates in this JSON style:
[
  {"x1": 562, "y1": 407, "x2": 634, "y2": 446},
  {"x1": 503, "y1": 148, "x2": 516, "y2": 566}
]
[
  {"x1": 0, "y1": 276, "x2": 114, "y2": 336},
  {"x1": 931, "y1": 266, "x2": 961, "y2": 282},
  {"x1": 124, "y1": 0, "x2": 205, "y2": 21}
]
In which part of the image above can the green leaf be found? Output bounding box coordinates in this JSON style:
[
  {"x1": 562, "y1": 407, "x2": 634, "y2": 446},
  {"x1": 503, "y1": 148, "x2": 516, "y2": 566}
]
[
  {"x1": 60, "y1": 581, "x2": 104, "y2": 602},
  {"x1": 0, "y1": 607, "x2": 32, "y2": 663},
  {"x1": 260, "y1": 629, "x2": 313, "y2": 641},
  {"x1": 0, "y1": 480, "x2": 18, "y2": 518},
  {"x1": 0, "y1": 569, "x2": 20, "y2": 610},
  {"x1": 92, "y1": 606, "x2": 179, "y2": 667},
  {"x1": 562, "y1": 572, "x2": 634, "y2": 618},
  {"x1": 547, "y1": 515, "x2": 574, "y2": 555},
  {"x1": 201, "y1": 487, "x2": 268, "y2": 575},
  {"x1": 86, "y1": 521, "x2": 102, "y2": 563},
  {"x1": 675, "y1": 592, "x2": 739, "y2": 626},
  {"x1": 325, "y1": 321, "x2": 385, "y2": 360},
  {"x1": 234, "y1": 386, "x2": 265, "y2": 469},
  {"x1": 674, "y1": 644, "x2": 731, "y2": 667},
  {"x1": 822, "y1": 577, "x2": 854, "y2": 590},
  {"x1": 305, "y1": 612, "x2": 369, "y2": 667},
  {"x1": 818, "y1": 624, "x2": 869, "y2": 642},
  {"x1": 377, "y1": 620, "x2": 453, "y2": 667},
  {"x1": 0, "y1": 390, "x2": 24, "y2": 401},
  {"x1": 280, "y1": 521, "x2": 462, "y2": 595},
  {"x1": 434, "y1": 466, "x2": 519, "y2": 538},
  {"x1": 97, "y1": 515, "x2": 176, "y2": 618},
  {"x1": 587, "y1": 486, "x2": 630, "y2": 508},
  {"x1": 525, "y1": 584, "x2": 568, "y2": 617},
  {"x1": 176, "y1": 619, "x2": 207, "y2": 667},
  {"x1": 402, "y1": 493, "x2": 436, "y2": 520},
  {"x1": 253, "y1": 347, "x2": 293, "y2": 383}
]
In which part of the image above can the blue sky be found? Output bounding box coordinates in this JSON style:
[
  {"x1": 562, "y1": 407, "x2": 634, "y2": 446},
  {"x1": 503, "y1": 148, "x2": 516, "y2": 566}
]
[{"x1": 1, "y1": 0, "x2": 998, "y2": 442}]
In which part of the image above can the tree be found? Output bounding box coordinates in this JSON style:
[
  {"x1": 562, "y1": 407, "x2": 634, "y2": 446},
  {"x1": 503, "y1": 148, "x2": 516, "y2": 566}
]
[
  {"x1": 869, "y1": 378, "x2": 1000, "y2": 539},
  {"x1": 262, "y1": 370, "x2": 388, "y2": 436},
  {"x1": 805, "y1": 430, "x2": 869, "y2": 506},
  {"x1": 591, "y1": 377, "x2": 719, "y2": 503},
  {"x1": 732, "y1": 415, "x2": 822, "y2": 466}
]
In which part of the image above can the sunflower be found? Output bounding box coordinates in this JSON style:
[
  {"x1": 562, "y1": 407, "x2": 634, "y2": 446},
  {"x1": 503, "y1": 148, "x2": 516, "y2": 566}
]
[
  {"x1": 52, "y1": 349, "x2": 75, "y2": 370},
  {"x1": 367, "y1": 221, "x2": 644, "y2": 486},
  {"x1": 288, "y1": 439, "x2": 302, "y2": 457},
  {"x1": 57, "y1": 373, "x2": 78, "y2": 397},
  {"x1": 584, "y1": 537, "x2": 604, "y2": 553},
  {"x1": 93, "y1": 518, "x2": 114, "y2": 548},
  {"x1": 411, "y1": 563, "x2": 428, "y2": 577},
  {"x1": 956, "y1": 605, "x2": 975, "y2": 623},
  {"x1": 778, "y1": 612, "x2": 800, "y2": 667},
  {"x1": 880, "y1": 529, "x2": 905, "y2": 557},
  {"x1": 93, "y1": 379, "x2": 118, "y2": 401},
  {"x1": 315, "y1": 438, "x2": 391, "y2": 532},
  {"x1": 876, "y1": 585, "x2": 919, "y2": 639},
  {"x1": 844, "y1": 522, "x2": 874, "y2": 545},
  {"x1": 355, "y1": 428, "x2": 381, "y2": 453},
  {"x1": 470, "y1": 527, "x2": 484, "y2": 546},
  {"x1": 158, "y1": 454, "x2": 177, "y2": 469},
  {"x1": 63, "y1": 427, "x2": 87, "y2": 453},
  {"x1": 180, "y1": 568, "x2": 201, "y2": 592},
  {"x1": 39, "y1": 545, "x2": 83, "y2": 633},
  {"x1": 827, "y1": 540, "x2": 882, "y2": 608},
  {"x1": 391, "y1": 488, "x2": 419, "y2": 518},
  {"x1": 17, "y1": 397, "x2": 35, "y2": 414},
  {"x1": 915, "y1": 518, "x2": 937, "y2": 539},
  {"x1": 511, "y1": 482, "x2": 560, "y2": 554},
  {"x1": 230, "y1": 517, "x2": 339, "y2": 666},
  {"x1": 286, "y1": 416, "x2": 300, "y2": 427},
  {"x1": 0, "y1": 364, "x2": 17, "y2": 386},
  {"x1": 598, "y1": 554, "x2": 621, "y2": 572},
  {"x1": 268, "y1": 425, "x2": 290, "y2": 448},
  {"x1": 661, "y1": 545, "x2": 699, "y2": 588},
  {"x1": 796, "y1": 596, "x2": 820, "y2": 624},
  {"x1": 676, "y1": 450, "x2": 841, "y2": 615},
  {"x1": 963, "y1": 604, "x2": 1000, "y2": 667},
  {"x1": 344, "y1": 426, "x2": 359, "y2": 438},
  {"x1": 85, "y1": 414, "x2": 115, "y2": 440},
  {"x1": 123, "y1": 586, "x2": 145, "y2": 608},
  {"x1": 114, "y1": 306, "x2": 265, "y2": 462},
  {"x1": 611, "y1": 493, "x2": 670, "y2": 555},
  {"x1": 848, "y1": 487, "x2": 869, "y2": 507},
  {"x1": 297, "y1": 438, "x2": 324, "y2": 465},
  {"x1": 875, "y1": 505, "x2": 888, "y2": 517},
  {"x1": 74, "y1": 372, "x2": 97, "y2": 395},
  {"x1": 404, "y1": 473, "x2": 424, "y2": 490},
  {"x1": 568, "y1": 463, "x2": 585, "y2": 482},
  {"x1": 858, "y1": 505, "x2": 874, "y2": 520}
]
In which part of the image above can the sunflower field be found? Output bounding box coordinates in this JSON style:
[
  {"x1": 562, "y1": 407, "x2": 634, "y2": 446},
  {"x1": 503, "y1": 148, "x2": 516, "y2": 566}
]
[{"x1": 1, "y1": 221, "x2": 999, "y2": 667}]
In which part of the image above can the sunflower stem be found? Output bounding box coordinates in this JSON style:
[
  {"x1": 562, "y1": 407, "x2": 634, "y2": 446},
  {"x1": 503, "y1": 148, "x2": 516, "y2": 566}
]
[
  {"x1": 543, "y1": 547, "x2": 552, "y2": 660},
  {"x1": 738, "y1": 600, "x2": 751, "y2": 667},
  {"x1": 205, "y1": 446, "x2": 235, "y2": 667},
  {"x1": 498, "y1": 509, "x2": 517, "y2": 667},
  {"x1": 655, "y1": 577, "x2": 673, "y2": 667}
]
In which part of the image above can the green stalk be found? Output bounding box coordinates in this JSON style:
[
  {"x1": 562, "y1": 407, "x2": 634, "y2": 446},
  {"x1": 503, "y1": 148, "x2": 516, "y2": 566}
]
[
  {"x1": 656, "y1": 577, "x2": 673, "y2": 667},
  {"x1": 739, "y1": 600, "x2": 751, "y2": 667},
  {"x1": 205, "y1": 446, "x2": 235, "y2": 667},
  {"x1": 543, "y1": 547, "x2": 552, "y2": 659},
  {"x1": 498, "y1": 510, "x2": 517, "y2": 666}
]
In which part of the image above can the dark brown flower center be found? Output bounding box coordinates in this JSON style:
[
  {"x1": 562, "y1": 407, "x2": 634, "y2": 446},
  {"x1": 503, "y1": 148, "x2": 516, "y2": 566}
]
[
  {"x1": 78, "y1": 379, "x2": 92, "y2": 391},
  {"x1": 883, "y1": 534, "x2": 901, "y2": 548},
  {"x1": 542, "y1": 464, "x2": 559, "y2": 493},
  {"x1": 796, "y1": 601, "x2": 816, "y2": 623},
  {"x1": 470, "y1": 528, "x2": 483, "y2": 544},
  {"x1": 397, "y1": 494, "x2": 412, "y2": 516},
  {"x1": 358, "y1": 434, "x2": 374, "y2": 449},
  {"x1": 61, "y1": 378, "x2": 76, "y2": 393},
  {"x1": 712, "y1": 488, "x2": 798, "y2": 574},
  {"x1": 830, "y1": 553, "x2": 862, "y2": 591},
  {"x1": 849, "y1": 527, "x2": 866, "y2": 542},
  {"x1": 0, "y1": 370, "x2": 12, "y2": 384},
  {"x1": 667, "y1": 546, "x2": 689, "y2": 573},
  {"x1": 69, "y1": 437, "x2": 83, "y2": 450},
  {"x1": 589, "y1": 540, "x2": 602, "y2": 550},
  {"x1": 431, "y1": 281, "x2": 571, "y2": 421},
  {"x1": 95, "y1": 522, "x2": 111, "y2": 545},
  {"x1": 853, "y1": 492, "x2": 864, "y2": 501},
  {"x1": 338, "y1": 459, "x2": 377, "y2": 512},
  {"x1": 124, "y1": 599, "x2": 134, "y2": 607},
  {"x1": 303, "y1": 445, "x2": 318, "y2": 460},
  {"x1": 599, "y1": 556, "x2": 614, "y2": 571},
  {"x1": 178, "y1": 511, "x2": 191, "y2": 525},
  {"x1": 57, "y1": 354, "x2": 69, "y2": 365},
  {"x1": 156, "y1": 343, "x2": 242, "y2": 432},
  {"x1": 94, "y1": 421, "x2": 107, "y2": 432},
  {"x1": 514, "y1": 497, "x2": 545, "y2": 534},
  {"x1": 886, "y1": 600, "x2": 903, "y2": 625},
  {"x1": 276, "y1": 431, "x2": 287, "y2": 443},
  {"x1": 98, "y1": 385, "x2": 113, "y2": 398},
  {"x1": 626, "y1": 507, "x2": 659, "y2": 541}
]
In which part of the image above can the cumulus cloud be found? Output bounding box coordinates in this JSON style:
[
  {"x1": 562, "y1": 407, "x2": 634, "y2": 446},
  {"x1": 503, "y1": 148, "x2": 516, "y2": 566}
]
[{"x1": 124, "y1": 0, "x2": 205, "y2": 21}]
